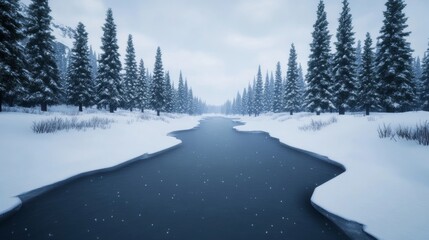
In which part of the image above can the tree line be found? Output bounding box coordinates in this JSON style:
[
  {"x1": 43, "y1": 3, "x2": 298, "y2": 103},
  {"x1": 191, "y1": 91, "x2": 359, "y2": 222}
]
[
  {"x1": 0, "y1": 0, "x2": 207, "y2": 115},
  {"x1": 224, "y1": 0, "x2": 429, "y2": 116}
]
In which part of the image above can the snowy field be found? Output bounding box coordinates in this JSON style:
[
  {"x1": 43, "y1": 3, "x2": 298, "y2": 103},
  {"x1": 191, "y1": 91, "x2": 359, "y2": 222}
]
[
  {"x1": 235, "y1": 111, "x2": 429, "y2": 240},
  {"x1": 0, "y1": 106, "x2": 202, "y2": 217}
]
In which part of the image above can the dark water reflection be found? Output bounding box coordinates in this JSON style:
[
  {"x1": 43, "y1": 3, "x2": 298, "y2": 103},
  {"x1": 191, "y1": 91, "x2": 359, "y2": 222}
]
[{"x1": 0, "y1": 117, "x2": 348, "y2": 239}]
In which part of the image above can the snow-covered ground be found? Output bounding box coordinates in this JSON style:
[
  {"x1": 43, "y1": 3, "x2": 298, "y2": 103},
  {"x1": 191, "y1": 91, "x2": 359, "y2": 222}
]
[
  {"x1": 2, "y1": 107, "x2": 428, "y2": 239},
  {"x1": 235, "y1": 111, "x2": 429, "y2": 240},
  {"x1": 0, "y1": 106, "x2": 202, "y2": 216}
]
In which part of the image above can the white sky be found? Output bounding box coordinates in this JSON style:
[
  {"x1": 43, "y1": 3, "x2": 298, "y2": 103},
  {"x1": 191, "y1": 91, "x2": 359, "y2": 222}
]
[{"x1": 22, "y1": 0, "x2": 429, "y2": 105}]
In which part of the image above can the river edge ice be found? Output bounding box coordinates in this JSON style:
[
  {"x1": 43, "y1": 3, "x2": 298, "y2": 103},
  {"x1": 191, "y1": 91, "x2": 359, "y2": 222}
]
[
  {"x1": 234, "y1": 111, "x2": 429, "y2": 240},
  {"x1": 0, "y1": 106, "x2": 203, "y2": 218},
  {"x1": 1, "y1": 108, "x2": 428, "y2": 240}
]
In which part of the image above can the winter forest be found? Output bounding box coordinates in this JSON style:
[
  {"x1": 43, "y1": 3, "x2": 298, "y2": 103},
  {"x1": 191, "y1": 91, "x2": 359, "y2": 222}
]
[
  {"x1": 2, "y1": 0, "x2": 428, "y2": 116},
  {"x1": 0, "y1": 0, "x2": 207, "y2": 115},
  {"x1": 224, "y1": 0, "x2": 429, "y2": 116},
  {"x1": 2, "y1": 0, "x2": 429, "y2": 239}
]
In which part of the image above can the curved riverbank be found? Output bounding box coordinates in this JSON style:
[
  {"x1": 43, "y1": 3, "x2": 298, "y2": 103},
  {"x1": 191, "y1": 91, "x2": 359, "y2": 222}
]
[
  {"x1": 232, "y1": 118, "x2": 375, "y2": 239},
  {"x1": 234, "y1": 112, "x2": 429, "y2": 240},
  {"x1": 1, "y1": 117, "x2": 350, "y2": 239},
  {"x1": 0, "y1": 110, "x2": 202, "y2": 219}
]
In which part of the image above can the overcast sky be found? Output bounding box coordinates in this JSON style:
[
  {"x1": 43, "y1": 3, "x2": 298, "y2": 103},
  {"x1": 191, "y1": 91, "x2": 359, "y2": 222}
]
[{"x1": 23, "y1": 0, "x2": 429, "y2": 105}]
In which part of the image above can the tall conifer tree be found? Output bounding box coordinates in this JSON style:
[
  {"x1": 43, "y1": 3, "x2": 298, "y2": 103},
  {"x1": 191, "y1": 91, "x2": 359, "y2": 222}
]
[
  {"x1": 136, "y1": 59, "x2": 148, "y2": 112},
  {"x1": 164, "y1": 71, "x2": 173, "y2": 113},
  {"x1": 359, "y1": 33, "x2": 379, "y2": 115},
  {"x1": 241, "y1": 88, "x2": 248, "y2": 115},
  {"x1": 376, "y1": 0, "x2": 415, "y2": 112},
  {"x1": 263, "y1": 72, "x2": 271, "y2": 112},
  {"x1": 177, "y1": 72, "x2": 186, "y2": 113},
  {"x1": 124, "y1": 34, "x2": 138, "y2": 111},
  {"x1": 25, "y1": 0, "x2": 61, "y2": 111},
  {"x1": 273, "y1": 62, "x2": 283, "y2": 112},
  {"x1": 305, "y1": 0, "x2": 334, "y2": 115},
  {"x1": 412, "y1": 57, "x2": 423, "y2": 108},
  {"x1": 284, "y1": 44, "x2": 300, "y2": 115},
  {"x1": 333, "y1": 0, "x2": 357, "y2": 115},
  {"x1": 67, "y1": 22, "x2": 93, "y2": 112},
  {"x1": 247, "y1": 83, "x2": 253, "y2": 116},
  {"x1": 297, "y1": 64, "x2": 306, "y2": 111},
  {"x1": 96, "y1": 9, "x2": 122, "y2": 113},
  {"x1": 0, "y1": 0, "x2": 28, "y2": 111},
  {"x1": 151, "y1": 47, "x2": 165, "y2": 116},
  {"x1": 254, "y1": 66, "x2": 264, "y2": 116},
  {"x1": 421, "y1": 43, "x2": 429, "y2": 111}
]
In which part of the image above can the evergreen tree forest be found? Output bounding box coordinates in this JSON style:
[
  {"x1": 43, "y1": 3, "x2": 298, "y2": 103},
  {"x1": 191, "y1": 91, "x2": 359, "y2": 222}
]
[
  {"x1": 0, "y1": 0, "x2": 207, "y2": 115},
  {"x1": 226, "y1": 0, "x2": 427, "y2": 116},
  {"x1": 0, "y1": 0, "x2": 427, "y2": 116}
]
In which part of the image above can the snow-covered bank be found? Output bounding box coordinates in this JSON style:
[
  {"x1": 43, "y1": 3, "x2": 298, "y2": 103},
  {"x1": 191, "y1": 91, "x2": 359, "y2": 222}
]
[
  {"x1": 234, "y1": 112, "x2": 429, "y2": 240},
  {"x1": 0, "y1": 107, "x2": 202, "y2": 216}
]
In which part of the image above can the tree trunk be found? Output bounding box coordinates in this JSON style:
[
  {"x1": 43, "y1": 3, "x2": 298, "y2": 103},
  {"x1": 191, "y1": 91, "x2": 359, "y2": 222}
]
[
  {"x1": 0, "y1": 95, "x2": 2, "y2": 112},
  {"x1": 339, "y1": 106, "x2": 345, "y2": 115},
  {"x1": 79, "y1": 103, "x2": 83, "y2": 112},
  {"x1": 366, "y1": 105, "x2": 370, "y2": 116},
  {"x1": 130, "y1": 107, "x2": 133, "y2": 112},
  {"x1": 41, "y1": 102, "x2": 48, "y2": 112},
  {"x1": 316, "y1": 111, "x2": 320, "y2": 116},
  {"x1": 290, "y1": 110, "x2": 293, "y2": 115},
  {"x1": 109, "y1": 104, "x2": 114, "y2": 113},
  {"x1": 141, "y1": 108, "x2": 144, "y2": 113},
  {"x1": 157, "y1": 110, "x2": 160, "y2": 116}
]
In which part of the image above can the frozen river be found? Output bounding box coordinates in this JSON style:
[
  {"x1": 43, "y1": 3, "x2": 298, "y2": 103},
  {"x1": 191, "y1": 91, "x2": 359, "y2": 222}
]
[{"x1": 0, "y1": 117, "x2": 350, "y2": 239}]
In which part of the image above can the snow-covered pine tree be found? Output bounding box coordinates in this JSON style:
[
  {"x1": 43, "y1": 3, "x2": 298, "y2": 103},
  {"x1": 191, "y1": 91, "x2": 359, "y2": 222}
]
[
  {"x1": 297, "y1": 64, "x2": 306, "y2": 111},
  {"x1": 177, "y1": 72, "x2": 185, "y2": 113},
  {"x1": 25, "y1": 0, "x2": 61, "y2": 111},
  {"x1": 247, "y1": 83, "x2": 254, "y2": 116},
  {"x1": 269, "y1": 72, "x2": 275, "y2": 111},
  {"x1": 305, "y1": 0, "x2": 334, "y2": 115},
  {"x1": 235, "y1": 91, "x2": 242, "y2": 115},
  {"x1": 169, "y1": 81, "x2": 175, "y2": 113},
  {"x1": 355, "y1": 40, "x2": 363, "y2": 97},
  {"x1": 188, "y1": 88, "x2": 194, "y2": 115},
  {"x1": 150, "y1": 47, "x2": 165, "y2": 116},
  {"x1": 136, "y1": 59, "x2": 148, "y2": 112},
  {"x1": 284, "y1": 44, "x2": 300, "y2": 115},
  {"x1": 0, "y1": 0, "x2": 28, "y2": 111},
  {"x1": 376, "y1": 0, "x2": 415, "y2": 112},
  {"x1": 253, "y1": 66, "x2": 264, "y2": 116},
  {"x1": 96, "y1": 9, "x2": 122, "y2": 113},
  {"x1": 170, "y1": 78, "x2": 176, "y2": 113},
  {"x1": 273, "y1": 62, "x2": 283, "y2": 112},
  {"x1": 67, "y1": 22, "x2": 93, "y2": 112},
  {"x1": 184, "y1": 80, "x2": 189, "y2": 113},
  {"x1": 54, "y1": 42, "x2": 68, "y2": 104},
  {"x1": 89, "y1": 46, "x2": 98, "y2": 81},
  {"x1": 421, "y1": 43, "x2": 429, "y2": 111},
  {"x1": 412, "y1": 57, "x2": 423, "y2": 108},
  {"x1": 164, "y1": 71, "x2": 173, "y2": 113},
  {"x1": 263, "y1": 72, "x2": 271, "y2": 112},
  {"x1": 123, "y1": 34, "x2": 138, "y2": 111},
  {"x1": 241, "y1": 88, "x2": 248, "y2": 115},
  {"x1": 282, "y1": 76, "x2": 288, "y2": 111},
  {"x1": 146, "y1": 70, "x2": 153, "y2": 109},
  {"x1": 333, "y1": 0, "x2": 357, "y2": 115},
  {"x1": 359, "y1": 33, "x2": 379, "y2": 115}
]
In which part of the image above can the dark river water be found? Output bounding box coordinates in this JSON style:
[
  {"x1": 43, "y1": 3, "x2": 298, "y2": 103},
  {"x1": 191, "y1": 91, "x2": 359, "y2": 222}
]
[{"x1": 0, "y1": 117, "x2": 349, "y2": 239}]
